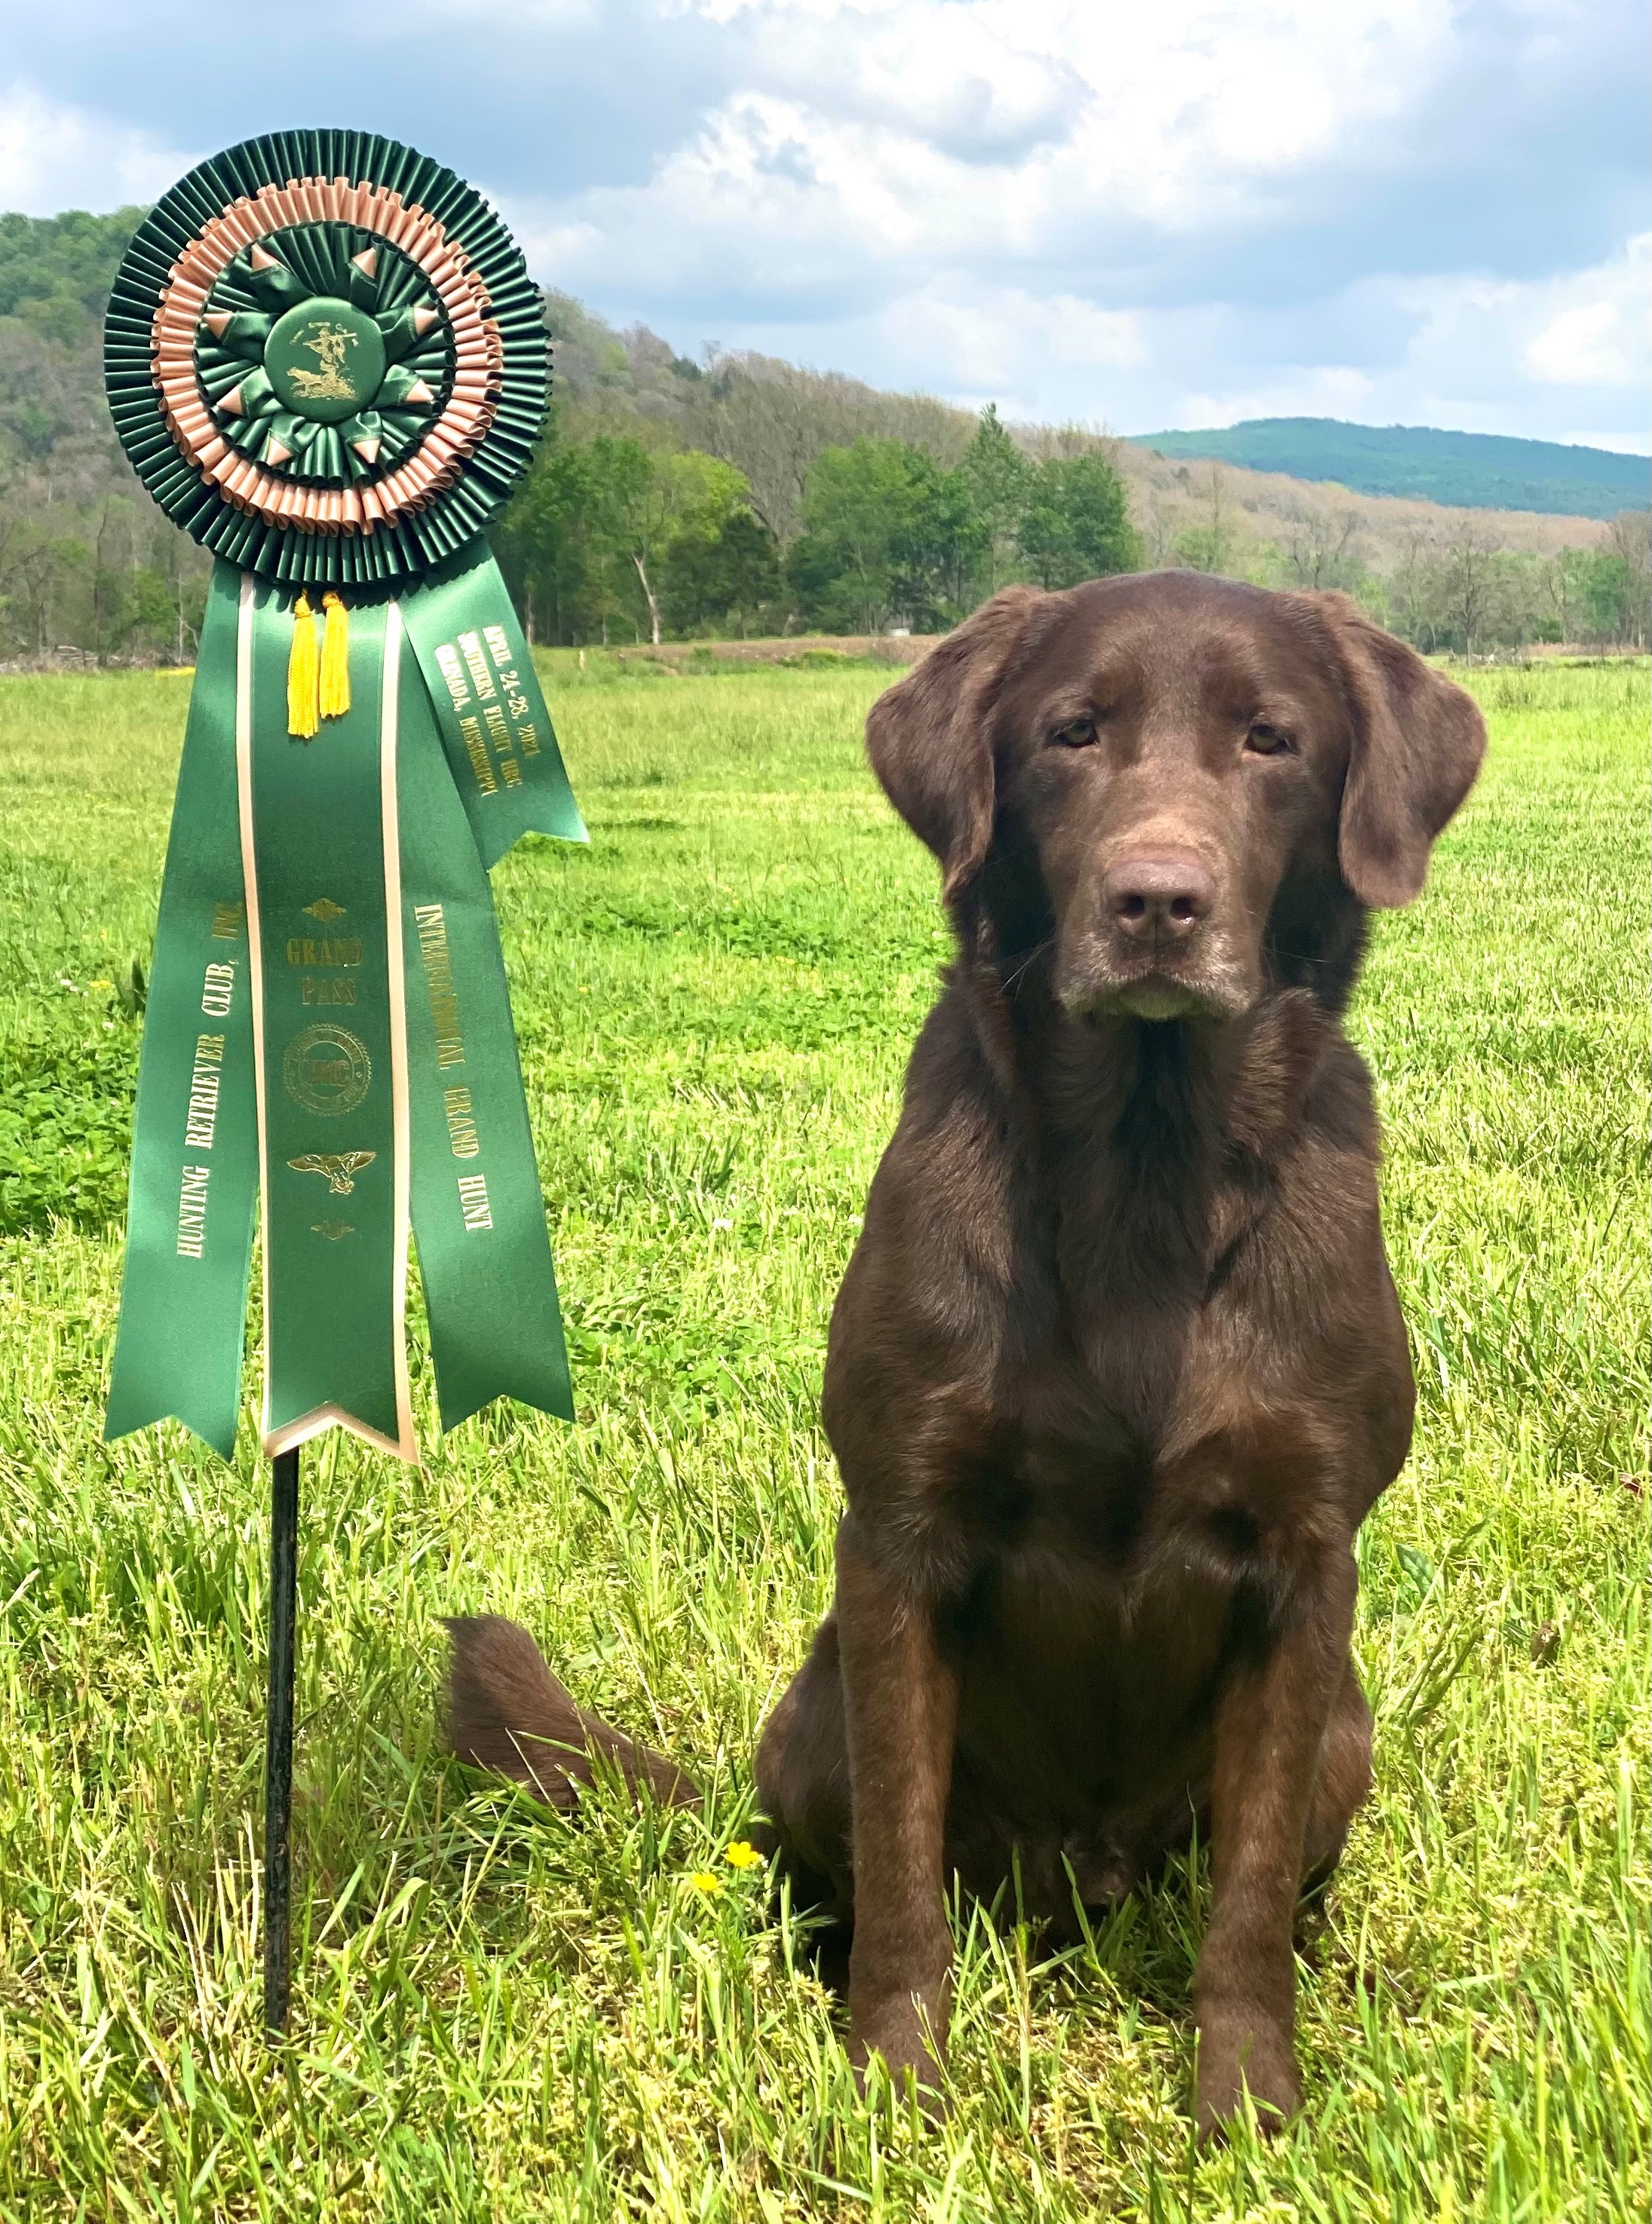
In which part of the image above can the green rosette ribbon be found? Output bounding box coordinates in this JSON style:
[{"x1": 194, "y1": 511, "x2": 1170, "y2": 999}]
[{"x1": 103, "y1": 132, "x2": 586, "y2": 1461}]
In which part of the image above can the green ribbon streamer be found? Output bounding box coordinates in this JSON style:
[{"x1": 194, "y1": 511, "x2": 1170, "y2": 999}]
[
  {"x1": 105, "y1": 568, "x2": 259, "y2": 1460},
  {"x1": 396, "y1": 632, "x2": 575, "y2": 1429},
  {"x1": 246, "y1": 588, "x2": 409, "y2": 1456},
  {"x1": 400, "y1": 541, "x2": 587, "y2": 868},
  {"x1": 106, "y1": 543, "x2": 585, "y2": 1461}
]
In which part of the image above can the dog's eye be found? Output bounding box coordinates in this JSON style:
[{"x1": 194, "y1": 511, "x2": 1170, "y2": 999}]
[
  {"x1": 1050, "y1": 716, "x2": 1098, "y2": 749},
  {"x1": 1245, "y1": 721, "x2": 1293, "y2": 756}
]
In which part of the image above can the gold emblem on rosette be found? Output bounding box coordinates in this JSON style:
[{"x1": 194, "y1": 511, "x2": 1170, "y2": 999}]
[
  {"x1": 282, "y1": 1025, "x2": 372, "y2": 1117},
  {"x1": 264, "y1": 301, "x2": 385, "y2": 418},
  {"x1": 151, "y1": 179, "x2": 503, "y2": 535}
]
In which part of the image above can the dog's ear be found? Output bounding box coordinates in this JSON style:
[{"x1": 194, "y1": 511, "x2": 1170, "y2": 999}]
[
  {"x1": 866, "y1": 587, "x2": 1045, "y2": 899},
  {"x1": 1306, "y1": 593, "x2": 1487, "y2": 908}
]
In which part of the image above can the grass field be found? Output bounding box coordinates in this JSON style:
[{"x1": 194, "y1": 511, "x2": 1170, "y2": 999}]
[{"x1": 0, "y1": 650, "x2": 1646, "y2": 2221}]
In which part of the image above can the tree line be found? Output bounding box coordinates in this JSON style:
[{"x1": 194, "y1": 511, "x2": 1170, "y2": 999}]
[
  {"x1": 1139, "y1": 461, "x2": 1651, "y2": 657},
  {"x1": 494, "y1": 403, "x2": 1139, "y2": 645}
]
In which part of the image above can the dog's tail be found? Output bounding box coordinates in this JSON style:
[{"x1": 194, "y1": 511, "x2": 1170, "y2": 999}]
[{"x1": 443, "y1": 1614, "x2": 700, "y2": 1812}]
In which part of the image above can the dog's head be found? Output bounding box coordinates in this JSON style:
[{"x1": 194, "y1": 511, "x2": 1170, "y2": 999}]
[{"x1": 867, "y1": 573, "x2": 1486, "y2": 1022}]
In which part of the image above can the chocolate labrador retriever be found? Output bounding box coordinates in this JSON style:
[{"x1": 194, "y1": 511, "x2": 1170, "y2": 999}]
[{"x1": 447, "y1": 573, "x2": 1485, "y2": 2135}]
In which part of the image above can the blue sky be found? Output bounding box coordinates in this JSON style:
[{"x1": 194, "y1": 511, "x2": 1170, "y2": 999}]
[{"x1": 3, "y1": 0, "x2": 1647, "y2": 450}]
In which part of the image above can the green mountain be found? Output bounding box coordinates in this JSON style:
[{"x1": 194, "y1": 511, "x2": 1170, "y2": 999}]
[{"x1": 1128, "y1": 418, "x2": 1649, "y2": 520}]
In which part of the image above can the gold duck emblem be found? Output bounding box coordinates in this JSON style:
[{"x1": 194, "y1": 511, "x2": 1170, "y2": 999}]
[{"x1": 287, "y1": 1150, "x2": 376, "y2": 1196}]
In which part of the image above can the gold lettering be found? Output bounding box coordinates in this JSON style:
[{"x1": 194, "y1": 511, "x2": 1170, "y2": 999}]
[
  {"x1": 458, "y1": 630, "x2": 496, "y2": 702},
  {"x1": 201, "y1": 960, "x2": 235, "y2": 1018},
  {"x1": 302, "y1": 976, "x2": 357, "y2": 1006},
  {"x1": 414, "y1": 903, "x2": 467, "y2": 1071},
  {"x1": 514, "y1": 717, "x2": 541, "y2": 758},
  {"x1": 435, "y1": 641, "x2": 470, "y2": 712},
  {"x1": 211, "y1": 901, "x2": 245, "y2": 941},
  {"x1": 183, "y1": 1032, "x2": 225, "y2": 1150},
  {"x1": 176, "y1": 1163, "x2": 211, "y2": 1258},
  {"x1": 458, "y1": 713, "x2": 497, "y2": 796},
  {"x1": 457, "y1": 1171, "x2": 492, "y2": 1230},
  {"x1": 483, "y1": 624, "x2": 511, "y2": 668},
  {"x1": 443, "y1": 1083, "x2": 480, "y2": 1159},
  {"x1": 499, "y1": 755, "x2": 522, "y2": 788},
  {"x1": 287, "y1": 936, "x2": 362, "y2": 969}
]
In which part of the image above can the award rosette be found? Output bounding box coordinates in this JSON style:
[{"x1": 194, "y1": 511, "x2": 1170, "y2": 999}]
[{"x1": 103, "y1": 130, "x2": 585, "y2": 1463}]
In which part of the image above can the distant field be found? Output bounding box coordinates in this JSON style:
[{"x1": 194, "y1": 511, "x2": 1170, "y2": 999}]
[{"x1": 0, "y1": 656, "x2": 1646, "y2": 2219}]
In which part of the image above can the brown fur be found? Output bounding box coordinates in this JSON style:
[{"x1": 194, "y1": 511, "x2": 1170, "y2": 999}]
[
  {"x1": 446, "y1": 572, "x2": 1484, "y2": 2137},
  {"x1": 444, "y1": 1614, "x2": 697, "y2": 1812}
]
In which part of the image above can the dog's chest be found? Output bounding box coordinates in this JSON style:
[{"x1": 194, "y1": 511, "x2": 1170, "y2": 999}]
[
  {"x1": 952, "y1": 1313, "x2": 1305, "y2": 1651},
  {"x1": 979, "y1": 1377, "x2": 1280, "y2": 1594},
  {"x1": 949, "y1": 1426, "x2": 1240, "y2": 1819},
  {"x1": 946, "y1": 1379, "x2": 1292, "y2": 1816}
]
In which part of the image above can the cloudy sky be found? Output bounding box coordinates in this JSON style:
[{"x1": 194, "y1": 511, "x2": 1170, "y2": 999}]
[{"x1": 2, "y1": 0, "x2": 1647, "y2": 449}]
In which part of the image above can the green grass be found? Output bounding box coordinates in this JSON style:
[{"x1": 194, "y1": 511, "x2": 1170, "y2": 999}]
[{"x1": 0, "y1": 650, "x2": 1645, "y2": 2220}]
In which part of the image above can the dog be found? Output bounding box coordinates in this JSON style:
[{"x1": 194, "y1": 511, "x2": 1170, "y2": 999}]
[{"x1": 447, "y1": 572, "x2": 1485, "y2": 2137}]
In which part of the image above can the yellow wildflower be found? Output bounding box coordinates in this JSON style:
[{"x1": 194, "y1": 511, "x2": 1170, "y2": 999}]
[
  {"x1": 723, "y1": 1841, "x2": 763, "y2": 1870},
  {"x1": 688, "y1": 1871, "x2": 722, "y2": 1894}
]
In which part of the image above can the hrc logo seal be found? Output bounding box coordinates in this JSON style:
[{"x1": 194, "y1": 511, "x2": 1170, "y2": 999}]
[
  {"x1": 282, "y1": 1023, "x2": 372, "y2": 1117},
  {"x1": 263, "y1": 297, "x2": 386, "y2": 426}
]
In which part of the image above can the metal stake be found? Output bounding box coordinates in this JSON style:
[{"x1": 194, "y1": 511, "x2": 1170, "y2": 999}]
[{"x1": 264, "y1": 1446, "x2": 299, "y2": 2035}]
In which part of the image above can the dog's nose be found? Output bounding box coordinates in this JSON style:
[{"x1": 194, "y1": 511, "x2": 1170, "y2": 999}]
[{"x1": 1103, "y1": 850, "x2": 1216, "y2": 942}]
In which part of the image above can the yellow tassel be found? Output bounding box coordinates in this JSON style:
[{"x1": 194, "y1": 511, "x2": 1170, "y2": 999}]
[
  {"x1": 287, "y1": 594, "x2": 320, "y2": 740},
  {"x1": 318, "y1": 592, "x2": 351, "y2": 721}
]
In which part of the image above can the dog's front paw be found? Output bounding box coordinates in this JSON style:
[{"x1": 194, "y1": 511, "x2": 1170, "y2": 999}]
[
  {"x1": 849, "y1": 1991, "x2": 949, "y2": 2114},
  {"x1": 1194, "y1": 2009, "x2": 1300, "y2": 2142}
]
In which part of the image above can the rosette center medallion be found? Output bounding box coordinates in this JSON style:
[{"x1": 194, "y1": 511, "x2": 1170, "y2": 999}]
[
  {"x1": 182, "y1": 216, "x2": 465, "y2": 506},
  {"x1": 265, "y1": 299, "x2": 386, "y2": 422}
]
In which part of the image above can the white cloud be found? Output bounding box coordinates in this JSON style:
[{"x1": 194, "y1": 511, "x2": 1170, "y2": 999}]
[
  {"x1": 0, "y1": 84, "x2": 199, "y2": 215},
  {"x1": 1166, "y1": 366, "x2": 1381, "y2": 432},
  {"x1": 2, "y1": 4, "x2": 1647, "y2": 451},
  {"x1": 1526, "y1": 305, "x2": 1623, "y2": 385},
  {"x1": 506, "y1": 0, "x2": 1467, "y2": 294},
  {"x1": 664, "y1": 236, "x2": 1652, "y2": 451},
  {"x1": 1524, "y1": 257, "x2": 1644, "y2": 388},
  {"x1": 1392, "y1": 234, "x2": 1651, "y2": 420}
]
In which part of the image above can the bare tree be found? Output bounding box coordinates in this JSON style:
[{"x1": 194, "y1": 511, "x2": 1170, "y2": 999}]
[
  {"x1": 1016, "y1": 421, "x2": 1126, "y2": 466},
  {"x1": 682, "y1": 353, "x2": 973, "y2": 541},
  {"x1": 1607, "y1": 510, "x2": 1652, "y2": 648},
  {"x1": 1275, "y1": 500, "x2": 1363, "y2": 590},
  {"x1": 1433, "y1": 516, "x2": 1504, "y2": 654},
  {"x1": 1172, "y1": 463, "x2": 1246, "y2": 576}
]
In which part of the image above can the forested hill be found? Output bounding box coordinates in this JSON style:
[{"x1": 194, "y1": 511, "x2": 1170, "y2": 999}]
[
  {"x1": 0, "y1": 207, "x2": 142, "y2": 346},
  {"x1": 1129, "y1": 418, "x2": 1649, "y2": 520},
  {"x1": 0, "y1": 208, "x2": 146, "y2": 469}
]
